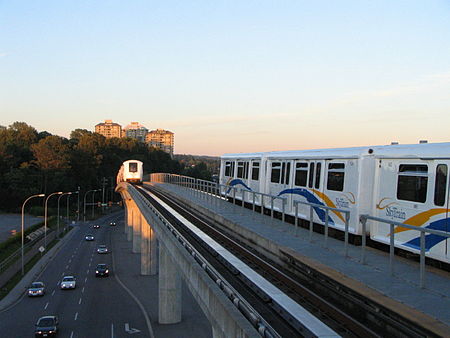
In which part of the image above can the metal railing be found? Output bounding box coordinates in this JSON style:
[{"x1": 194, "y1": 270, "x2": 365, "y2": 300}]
[
  {"x1": 294, "y1": 200, "x2": 351, "y2": 255},
  {"x1": 360, "y1": 214, "x2": 450, "y2": 288}
]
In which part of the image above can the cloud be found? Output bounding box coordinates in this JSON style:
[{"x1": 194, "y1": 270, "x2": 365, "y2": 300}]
[{"x1": 0, "y1": 52, "x2": 7, "y2": 57}]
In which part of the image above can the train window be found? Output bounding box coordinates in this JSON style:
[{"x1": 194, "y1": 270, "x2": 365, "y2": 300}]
[
  {"x1": 434, "y1": 164, "x2": 447, "y2": 206},
  {"x1": 271, "y1": 162, "x2": 281, "y2": 183},
  {"x1": 397, "y1": 164, "x2": 428, "y2": 203},
  {"x1": 295, "y1": 163, "x2": 308, "y2": 187},
  {"x1": 327, "y1": 163, "x2": 345, "y2": 191},
  {"x1": 281, "y1": 162, "x2": 291, "y2": 185},
  {"x1": 129, "y1": 162, "x2": 138, "y2": 173},
  {"x1": 308, "y1": 163, "x2": 315, "y2": 188},
  {"x1": 225, "y1": 161, "x2": 235, "y2": 177},
  {"x1": 252, "y1": 162, "x2": 260, "y2": 181},
  {"x1": 315, "y1": 163, "x2": 321, "y2": 189},
  {"x1": 237, "y1": 162, "x2": 244, "y2": 178},
  {"x1": 237, "y1": 161, "x2": 249, "y2": 179}
]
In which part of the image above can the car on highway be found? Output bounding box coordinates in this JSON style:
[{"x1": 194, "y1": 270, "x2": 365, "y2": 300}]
[
  {"x1": 28, "y1": 282, "x2": 45, "y2": 297},
  {"x1": 35, "y1": 315, "x2": 58, "y2": 337},
  {"x1": 60, "y1": 275, "x2": 76, "y2": 289},
  {"x1": 95, "y1": 263, "x2": 109, "y2": 277},
  {"x1": 85, "y1": 234, "x2": 94, "y2": 241},
  {"x1": 109, "y1": 221, "x2": 116, "y2": 226},
  {"x1": 97, "y1": 245, "x2": 108, "y2": 254},
  {"x1": 93, "y1": 224, "x2": 100, "y2": 229}
]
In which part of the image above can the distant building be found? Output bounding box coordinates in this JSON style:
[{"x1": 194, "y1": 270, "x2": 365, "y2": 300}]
[
  {"x1": 124, "y1": 122, "x2": 148, "y2": 142},
  {"x1": 146, "y1": 129, "x2": 174, "y2": 156},
  {"x1": 95, "y1": 120, "x2": 122, "y2": 138}
]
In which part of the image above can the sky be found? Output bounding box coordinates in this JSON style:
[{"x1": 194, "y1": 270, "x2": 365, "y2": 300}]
[{"x1": 1, "y1": 1, "x2": 449, "y2": 156}]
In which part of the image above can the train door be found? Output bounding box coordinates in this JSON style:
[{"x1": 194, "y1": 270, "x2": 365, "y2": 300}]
[
  {"x1": 236, "y1": 160, "x2": 250, "y2": 201},
  {"x1": 267, "y1": 160, "x2": 292, "y2": 211},
  {"x1": 434, "y1": 162, "x2": 449, "y2": 262},
  {"x1": 291, "y1": 160, "x2": 324, "y2": 221},
  {"x1": 323, "y1": 159, "x2": 358, "y2": 232}
]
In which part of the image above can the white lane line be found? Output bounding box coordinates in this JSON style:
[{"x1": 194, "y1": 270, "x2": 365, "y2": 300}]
[
  {"x1": 88, "y1": 262, "x2": 91, "y2": 267},
  {"x1": 82, "y1": 287, "x2": 85, "y2": 293},
  {"x1": 78, "y1": 298, "x2": 82, "y2": 305},
  {"x1": 61, "y1": 272, "x2": 65, "y2": 277},
  {"x1": 111, "y1": 323, "x2": 114, "y2": 338},
  {"x1": 86, "y1": 269, "x2": 90, "y2": 274},
  {"x1": 51, "y1": 290, "x2": 55, "y2": 296},
  {"x1": 66, "y1": 265, "x2": 69, "y2": 269},
  {"x1": 69, "y1": 259, "x2": 72, "y2": 264},
  {"x1": 70, "y1": 331, "x2": 74, "y2": 338},
  {"x1": 56, "y1": 281, "x2": 60, "y2": 286},
  {"x1": 44, "y1": 302, "x2": 49, "y2": 310},
  {"x1": 74, "y1": 312, "x2": 78, "y2": 320},
  {"x1": 84, "y1": 277, "x2": 87, "y2": 283}
]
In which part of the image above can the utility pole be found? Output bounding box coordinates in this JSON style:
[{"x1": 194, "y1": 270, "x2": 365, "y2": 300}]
[{"x1": 102, "y1": 177, "x2": 108, "y2": 213}]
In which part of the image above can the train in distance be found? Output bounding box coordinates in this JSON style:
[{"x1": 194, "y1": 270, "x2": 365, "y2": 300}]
[
  {"x1": 220, "y1": 141, "x2": 450, "y2": 264},
  {"x1": 117, "y1": 160, "x2": 143, "y2": 185}
]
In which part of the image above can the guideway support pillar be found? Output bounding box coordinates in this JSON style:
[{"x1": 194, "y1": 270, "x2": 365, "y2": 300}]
[
  {"x1": 140, "y1": 214, "x2": 157, "y2": 275},
  {"x1": 159, "y1": 244, "x2": 181, "y2": 324},
  {"x1": 132, "y1": 208, "x2": 141, "y2": 253}
]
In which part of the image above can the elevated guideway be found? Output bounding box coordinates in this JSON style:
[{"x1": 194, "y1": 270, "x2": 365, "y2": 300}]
[{"x1": 116, "y1": 178, "x2": 450, "y2": 337}]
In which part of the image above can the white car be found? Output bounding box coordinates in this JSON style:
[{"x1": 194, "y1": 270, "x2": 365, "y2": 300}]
[
  {"x1": 60, "y1": 276, "x2": 76, "y2": 289},
  {"x1": 97, "y1": 245, "x2": 108, "y2": 254},
  {"x1": 28, "y1": 281, "x2": 45, "y2": 297}
]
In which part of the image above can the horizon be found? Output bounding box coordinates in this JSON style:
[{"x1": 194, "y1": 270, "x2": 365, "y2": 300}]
[{"x1": 1, "y1": 1, "x2": 449, "y2": 156}]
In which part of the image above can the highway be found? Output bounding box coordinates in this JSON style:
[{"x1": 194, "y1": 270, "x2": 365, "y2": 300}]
[{"x1": 0, "y1": 212, "x2": 211, "y2": 337}]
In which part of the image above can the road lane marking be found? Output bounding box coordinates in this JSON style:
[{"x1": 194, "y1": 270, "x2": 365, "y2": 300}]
[
  {"x1": 84, "y1": 277, "x2": 87, "y2": 283},
  {"x1": 74, "y1": 312, "x2": 78, "y2": 320},
  {"x1": 51, "y1": 290, "x2": 55, "y2": 296},
  {"x1": 56, "y1": 281, "x2": 60, "y2": 286},
  {"x1": 61, "y1": 272, "x2": 65, "y2": 277},
  {"x1": 78, "y1": 298, "x2": 82, "y2": 305},
  {"x1": 111, "y1": 323, "x2": 114, "y2": 338},
  {"x1": 44, "y1": 302, "x2": 49, "y2": 310},
  {"x1": 66, "y1": 265, "x2": 69, "y2": 269},
  {"x1": 82, "y1": 287, "x2": 85, "y2": 293},
  {"x1": 125, "y1": 323, "x2": 141, "y2": 334},
  {"x1": 88, "y1": 262, "x2": 91, "y2": 267},
  {"x1": 69, "y1": 259, "x2": 72, "y2": 263},
  {"x1": 86, "y1": 269, "x2": 90, "y2": 274},
  {"x1": 70, "y1": 331, "x2": 74, "y2": 338}
]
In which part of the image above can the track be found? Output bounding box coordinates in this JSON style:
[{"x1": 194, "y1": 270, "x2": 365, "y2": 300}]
[{"x1": 137, "y1": 185, "x2": 379, "y2": 338}]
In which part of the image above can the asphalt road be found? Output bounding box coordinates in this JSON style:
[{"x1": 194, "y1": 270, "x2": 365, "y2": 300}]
[{"x1": 0, "y1": 212, "x2": 211, "y2": 337}]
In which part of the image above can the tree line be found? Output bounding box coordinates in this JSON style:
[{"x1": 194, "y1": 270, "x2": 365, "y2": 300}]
[{"x1": 0, "y1": 122, "x2": 217, "y2": 213}]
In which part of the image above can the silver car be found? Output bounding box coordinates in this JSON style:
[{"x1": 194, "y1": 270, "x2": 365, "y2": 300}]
[
  {"x1": 97, "y1": 245, "x2": 108, "y2": 254},
  {"x1": 60, "y1": 276, "x2": 76, "y2": 289},
  {"x1": 28, "y1": 282, "x2": 45, "y2": 297}
]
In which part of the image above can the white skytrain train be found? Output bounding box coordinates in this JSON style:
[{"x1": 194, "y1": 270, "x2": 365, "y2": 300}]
[
  {"x1": 220, "y1": 142, "x2": 450, "y2": 264},
  {"x1": 117, "y1": 160, "x2": 143, "y2": 185}
]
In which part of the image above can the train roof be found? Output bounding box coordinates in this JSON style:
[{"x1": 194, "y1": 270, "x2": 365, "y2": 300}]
[{"x1": 222, "y1": 142, "x2": 450, "y2": 160}]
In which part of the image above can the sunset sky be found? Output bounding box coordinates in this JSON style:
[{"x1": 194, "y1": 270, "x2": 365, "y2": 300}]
[{"x1": 1, "y1": 1, "x2": 449, "y2": 156}]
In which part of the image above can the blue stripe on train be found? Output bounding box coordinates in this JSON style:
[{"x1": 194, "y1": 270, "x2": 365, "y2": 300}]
[{"x1": 403, "y1": 218, "x2": 448, "y2": 251}]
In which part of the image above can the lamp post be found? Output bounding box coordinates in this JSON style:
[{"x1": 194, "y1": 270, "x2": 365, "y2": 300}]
[
  {"x1": 68, "y1": 191, "x2": 79, "y2": 222},
  {"x1": 44, "y1": 191, "x2": 63, "y2": 249},
  {"x1": 83, "y1": 189, "x2": 99, "y2": 222},
  {"x1": 21, "y1": 193, "x2": 45, "y2": 275},
  {"x1": 57, "y1": 192, "x2": 72, "y2": 239},
  {"x1": 92, "y1": 189, "x2": 101, "y2": 219}
]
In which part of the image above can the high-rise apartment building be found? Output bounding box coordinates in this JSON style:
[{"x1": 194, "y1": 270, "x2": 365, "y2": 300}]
[
  {"x1": 94, "y1": 120, "x2": 122, "y2": 138},
  {"x1": 146, "y1": 129, "x2": 174, "y2": 156},
  {"x1": 124, "y1": 122, "x2": 148, "y2": 142}
]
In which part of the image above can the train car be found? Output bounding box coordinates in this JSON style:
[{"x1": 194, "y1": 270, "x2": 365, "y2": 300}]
[
  {"x1": 119, "y1": 160, "x2": 143, "y2": 184},
  {"x1": 220, "y1": 142, "x2": 450, "y2": 264}
]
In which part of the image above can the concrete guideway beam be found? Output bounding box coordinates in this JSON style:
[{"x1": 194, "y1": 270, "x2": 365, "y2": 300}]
[
  {"x1": 126, "y1": 185, "x2": 259, "y2": 338},
  {"x1": 132, "y1": 207, "x2": 141, "y2": 253}
]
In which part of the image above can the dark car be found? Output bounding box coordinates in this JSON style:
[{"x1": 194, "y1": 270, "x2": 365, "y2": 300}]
[
  {"x1": 35, "y1": 315, "x2": 58, "y2": 337},
  {"x1": 28, "y1": 281, "x2": 45, "y2": 297},
  {"x1": 109, "y1": 221, "x2": 116, "y2": 226},
  {"x1": 93, "y1": 224, "x2": 100, "y2": 229},
  {"x1": 95, "y1": 263, "x2": 109, "y2": 277},
  {"x1": 85, "y1": 234, "x2": 94, "y2": 241}
]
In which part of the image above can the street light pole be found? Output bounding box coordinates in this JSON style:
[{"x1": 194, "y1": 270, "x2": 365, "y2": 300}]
[
  {"x1": 83, "y1": 189, "x2": 99, "y2": 222},
  {"x1": 21, "y1": 193, "x2": 45, "y2": 275},
  {"x1": 92, "y1": 189, "x2": 100, "y2": 219},
  {"x1": 77, "y1": 186, "x2": 80, "y2": 222},
  {"x1": 57, "y1": 192, "x2": 71, "y2": 239},
  {"x1": 44, "y1": 191, "x2": 63, "y2": 249}
]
